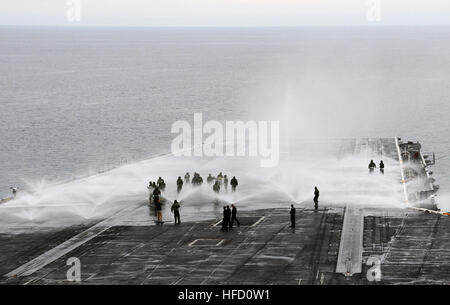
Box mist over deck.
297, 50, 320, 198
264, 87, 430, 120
0, 138, 448, 285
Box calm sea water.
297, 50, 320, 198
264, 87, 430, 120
1, 26, 449, 199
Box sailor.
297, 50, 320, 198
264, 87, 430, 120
368, 160, 376, 173
230, 204, 240, 228
147, 182, 154, 201
171, 200, 181, 224
159, 180, 166, 192
176, 176, 183, 194
225, 206, 232, 229
290, 204, 296, 228
207, 174, 215, 185
221, 207, 228, 231
152, 187, 161, 204
10, 187, 17, 198
223, 175, 229, 191
154, 197, 163, 224
314, 186, 320, 210
230, 176, 238, 192
217, 172, 224, 186
213, 181, 220, 194
184, 172, 190, 184
379, 160, 385, 174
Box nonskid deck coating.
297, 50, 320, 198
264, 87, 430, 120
1, 207, 448, 285
1, 138, 448, 284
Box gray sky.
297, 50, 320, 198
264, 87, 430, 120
1, 0, 450, 26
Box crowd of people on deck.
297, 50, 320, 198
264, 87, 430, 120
146, 172, 239, 225
147, 159, 388, 229
146, 173, 321, 231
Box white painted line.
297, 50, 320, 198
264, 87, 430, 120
4, 205, 140, 278
212, 219, 222, 227
188, 239, 225, 247
336, 206, 364, 276
251, 216, 265, 227
395, 137, 409, 204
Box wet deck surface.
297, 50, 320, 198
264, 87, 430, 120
1, 207, 449, 285
1, 138, 448, 285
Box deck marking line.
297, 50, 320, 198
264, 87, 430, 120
336, 205, 364, 276
4, 205, 140, 278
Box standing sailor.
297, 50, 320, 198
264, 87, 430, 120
155, 197, 163, 224
368, 160, 376, 173
313, 186, 320, 210
223, 175, 229, 192
217, 172, 224, 186
213, 181, 220, 194
221, 207, 228, 231
379, 160, 385, 174
230, 176, 238, 192
171, 200, 181, 224
290, 204, 296, 228
10, 187, 17, 198
152, 187, 161, 204
176, 176, 184, 194
230, 204, 240, 228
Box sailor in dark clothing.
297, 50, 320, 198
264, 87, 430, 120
368, 160, 376, 173
154, 197, 163, 224
184, 172, 190, 184
159, 180, 166, 192
379, 160, 385, 174
213, 181, 220, 194
176, 176, 183, 194
171, 200, 181, 224
152, 187, 161, 204
290, 204, 296, 228
221, 207, 228, 231
230, 176, 238, 192
225, 206, 232, 229
223, 175, 229, 191
207, 174, 215, 185
192, 173, 203, 187
314, 186, 319, 210
155, 176, 165, 191
147, 182, 154, 202
10, 187, 17, 198
230, 204, 240, 228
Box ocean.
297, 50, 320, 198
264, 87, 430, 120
1, 25, 449, 205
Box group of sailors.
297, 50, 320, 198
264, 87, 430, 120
147, 172, 239, 225
176, 172, 238, 194
368, 160, 385, 174
220, 204, 240, 231
148, 177, 166, 192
